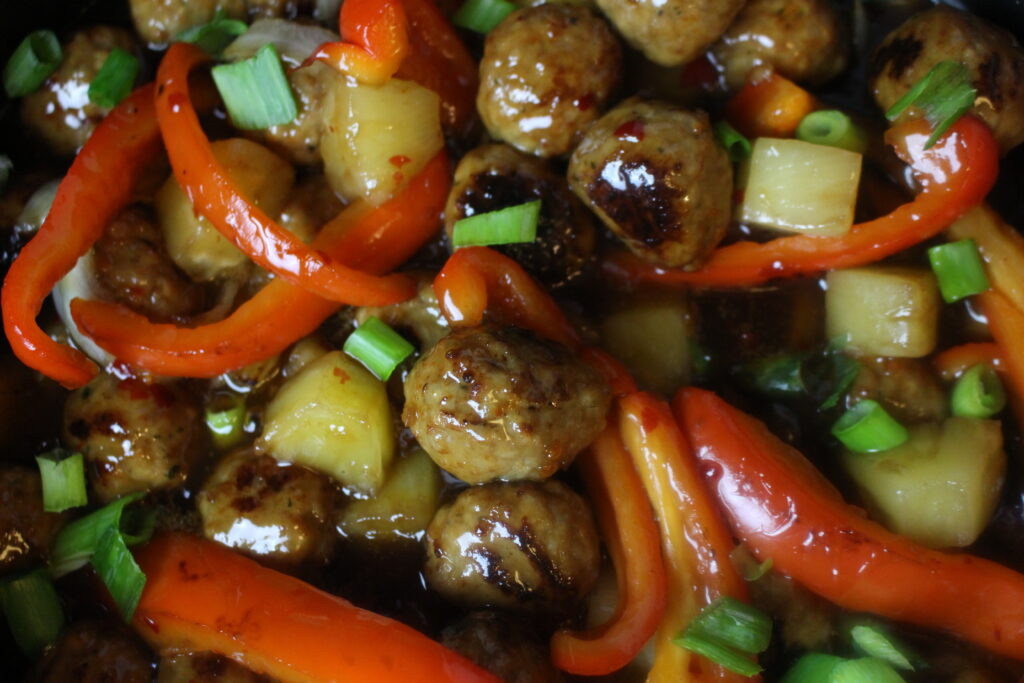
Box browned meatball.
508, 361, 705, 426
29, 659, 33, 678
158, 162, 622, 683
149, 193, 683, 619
129, 0, 245, 45
403, 325, 611, 484
441, 611, 565, 683
711, 0, 849, 90
20, 27, 138, 157
424, 480, 600, 611
445, 145, 597, 289
596, 0, 744, 67
846, 357, 948, 425
871, 6, 1024, 153
0, 467, 66, 575
198, 449, 337, 569
477, 6, 622, 158
36, 619, 153, 683
63, 372, 202, 502
158, 652, 272, 682
568, 99, 732, 269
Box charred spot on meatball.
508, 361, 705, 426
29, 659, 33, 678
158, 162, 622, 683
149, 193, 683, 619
0, 467, 67, 575
36, 618, 154, 683
441, 611, 565, 683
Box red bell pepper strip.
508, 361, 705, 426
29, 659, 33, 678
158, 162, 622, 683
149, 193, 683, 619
606, 116, 999, 288
551, 423, 668, 675
134, 533, 498, 683
619, 393, 755, 683
1, 84, 162, 389
71, 151, 450, 378
158, 43, 414, 306
306, 0, 409, 85
933, 342, 1004, 381
676, 386, 1024, 661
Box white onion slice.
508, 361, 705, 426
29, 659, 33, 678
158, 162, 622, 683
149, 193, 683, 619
51, 251, 115, 367
223, 19, 339, 67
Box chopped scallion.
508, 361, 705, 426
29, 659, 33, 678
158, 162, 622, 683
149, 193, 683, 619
830, 657, 906, 683
927, 239, 989, 303
796, 110, 867, 154
0, 155, 12, 194
675, 632, 763, 677
686, 596, 773, 655
951, 363, 1006, 419
741, 557, 773, 582
88, 48, 139, 108
885, 60, 977, 149
451, 200, 541, 249
206, 394, 247, 450
175, 9, 248, 56
850, 625, 916, 672
211, 44, 297, 131
832, 399, 909, 453
0, 569, 64, 656
35, 449, 87, 513
93, 526, 146, 621
49, 492, 145, 578
3, 30, 62, 98
746, 354, 806, 397
453, 0, 518, 34
715, 120, 752, 162
779, 653, 844, 683
344, 317, 415, 381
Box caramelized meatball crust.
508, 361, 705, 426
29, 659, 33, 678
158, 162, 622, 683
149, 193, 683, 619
0, 467, 66, 575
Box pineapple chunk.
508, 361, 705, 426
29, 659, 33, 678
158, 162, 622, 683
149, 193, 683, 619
600, 298, 694, 394
740, 137, 862, 237
321, 77, 442, 206
258, 351, 394, 493
156, 138, 295, 281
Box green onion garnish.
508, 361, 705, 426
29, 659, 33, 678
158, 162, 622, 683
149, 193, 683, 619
175, 9, 248, 57
675, 632, 763, 677
850, 625, 916, 671
35, 449, 87, 513
741, 557, 773, 582
206, 394, 247, 450
830, 657, 907, 682
453, 0, 518, 34
951, 364, 1006, 419
746, 354, 806, 396
87, 48, 139, 108
0, 569, 64, 656
796, 110, 867, 154
715, 120, 752, 162
779, 653, 844, 683
92, 526, 145, 621
3, 30, 62, 98
832, 399, 909, 453
674, 597, 771, 677
344, 317, 415, 381
0, 155, 11, 194
49, 492, 145, 578
927, 239, 990, 303
451, 200, 542, 249
885, 60, 977, 149
211, 44, 297, 131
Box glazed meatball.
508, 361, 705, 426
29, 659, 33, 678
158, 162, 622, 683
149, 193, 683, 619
441, 611, 565, 683
445, 145, 597, 289
711, 0, 849, 90
198, 449, 337, 569
36, 619, 153, 683
0, 467, 66, 575
871, 6, 1024, 153
597, 0, 744, 67
403, 325, 611, 484
20, 27, 138, 157
424, 480, 600, 610
129, 0, 245, 45
355, 273, 449, 351
158, 652, 271, 682
63, 372, 202, 502
477, 6, 622, 158
568, 99, 732, 269
846, 357, 948, 425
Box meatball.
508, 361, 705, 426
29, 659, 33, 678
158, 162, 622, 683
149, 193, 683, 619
355, 272, 449, 351
129, 0, 245, 45
36, 619, 153, 683
198, 449, 337, 569
403, 325, 611, 484
158, 652, 271, 682
568, 99, 732, 269
477, 6, 622, 158
63, 372, 202, 502
445, 145, 597, 289
0, 467, 66, 575
846, 357, 948, 425
20, 27, 138, 157
870, 6, 1024, 153
424, 480, 600, 610
596, 0, 744, 67
711, 0, 849, 91
441, 611, 565, 683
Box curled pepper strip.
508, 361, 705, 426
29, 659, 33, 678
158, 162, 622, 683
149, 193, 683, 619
676, 387, 1024, 661
159, 43, 414, 306
71, 152, 450, 378
305, 0, 409, 85
607, 116, 999, 288
1, 84, 162, 389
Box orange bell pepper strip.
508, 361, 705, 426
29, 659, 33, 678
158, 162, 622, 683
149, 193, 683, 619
981, 290, 1024, 413
133, 533, 498, 683
71, 151, 450, 378
676, 386, 1024, 662
606, 115, 999, 288
305, 0, 409, 85
619, 393, 755, 683
1, 84, 162, 389
551, 422, 668, 675
158, 43, 414, 306
933, 342, 1004, 381
725, 69, 817, 139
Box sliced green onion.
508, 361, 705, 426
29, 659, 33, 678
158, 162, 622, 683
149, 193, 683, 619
3, 30, 62, 98
206, 394, 247, 450
832, 399, 909, 453
120, 505, 156, 547
796, 110, 867, 154
175, 9, 248, 56
92, 526, 145, 621
742, 557, 773, 582
0, 569, 64, 656
87, 48, 139, 109
49, 492, 145, 578
746, 354, 806, 397
211, 44, 297, 131
452, 0, 518, 34
451, 200, 541, 249
830, 657, 906, 683
685, 596, 773, 655
779, 653, 844, 683
850, 625, 916, 671
715, 120, 752, 162
35, 450, 87, 513
951, 363, 1006, 419
344, 317, 415, 381
0, 155, 12, 194
885, 60, 977, 149
927, 239, 990, 303
674, 632, 763, 677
